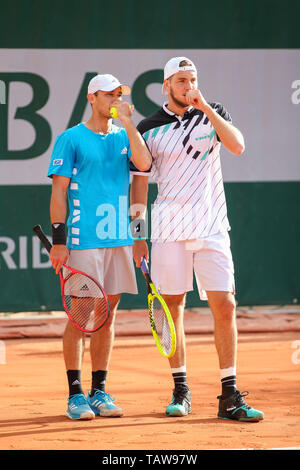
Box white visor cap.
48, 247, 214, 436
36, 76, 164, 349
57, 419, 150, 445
162, 57, 197, 94
88, 74, 131, 95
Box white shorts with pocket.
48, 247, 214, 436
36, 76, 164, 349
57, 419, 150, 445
67, 245, 138, 296
151, 232, 235, 301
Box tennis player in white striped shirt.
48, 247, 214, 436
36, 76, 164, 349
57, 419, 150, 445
130, 57, 264, 422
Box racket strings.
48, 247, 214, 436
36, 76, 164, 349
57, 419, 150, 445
152, 296, 173, 355
63, 272, 109, 332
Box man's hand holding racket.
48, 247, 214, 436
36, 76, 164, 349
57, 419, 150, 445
133, 240, 148, 268
50, 244, 69, 274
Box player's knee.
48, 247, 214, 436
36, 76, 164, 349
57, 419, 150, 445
163, 293, 185, 307
217, 297, 236, 323
162, 294, 186, 320
104, 309, 117, 329
64, 320, 85, 338
209, 292, 236, 322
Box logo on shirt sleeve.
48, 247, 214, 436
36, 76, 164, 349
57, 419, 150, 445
121, 147, 128, 155
53, 158, 63, 166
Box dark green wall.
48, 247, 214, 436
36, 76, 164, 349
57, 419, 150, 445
0, 0, 299, 49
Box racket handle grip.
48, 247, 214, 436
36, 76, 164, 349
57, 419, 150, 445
140, 256, 149, 274
33, 224, 53, 254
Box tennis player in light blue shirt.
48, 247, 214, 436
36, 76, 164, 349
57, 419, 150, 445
48, 122, 134, 249
47, 73, 152, 421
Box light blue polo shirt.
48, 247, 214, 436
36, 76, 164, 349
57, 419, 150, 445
48, 123, 133, 249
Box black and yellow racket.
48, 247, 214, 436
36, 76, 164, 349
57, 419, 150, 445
140, 256, 176, 358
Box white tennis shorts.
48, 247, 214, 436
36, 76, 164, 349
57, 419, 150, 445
67, 245, 138, 296
151, 232, 235, 300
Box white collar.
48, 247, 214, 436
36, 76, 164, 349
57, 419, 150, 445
163, 102, 194, 118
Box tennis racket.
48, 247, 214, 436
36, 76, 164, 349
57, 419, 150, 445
140, 256, 176, 358
33, 224, 110, 333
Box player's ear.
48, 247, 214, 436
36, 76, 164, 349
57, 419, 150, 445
87, 93, 95, 107
164, 79, 170, 93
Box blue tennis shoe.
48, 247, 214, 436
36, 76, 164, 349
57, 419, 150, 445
66, 393, 95, 420
87, 389, 123, 417
166, 385, 192, 416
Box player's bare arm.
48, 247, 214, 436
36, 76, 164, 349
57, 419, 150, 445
112, 100, 152, 172
50, 174, 70, 273
130, 174, 149, 267
186, 89, 245, 155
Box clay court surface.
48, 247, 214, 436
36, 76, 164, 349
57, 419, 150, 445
0, 307, 299, 452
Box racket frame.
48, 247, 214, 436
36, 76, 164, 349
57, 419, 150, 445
32, 224, 110, 333
140, 257, 176, 358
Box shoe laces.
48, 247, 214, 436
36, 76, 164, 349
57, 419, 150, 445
93, 390, 115, 403
217, 390, 251, 409
234, 390, 251, 409
172, 385, 190, 405
70, 393, 86, 405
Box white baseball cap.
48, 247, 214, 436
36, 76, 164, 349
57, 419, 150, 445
162, 57, 197, 93
88, 74, 131, 95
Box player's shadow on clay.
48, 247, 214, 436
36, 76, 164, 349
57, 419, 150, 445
0, 414, 225, 440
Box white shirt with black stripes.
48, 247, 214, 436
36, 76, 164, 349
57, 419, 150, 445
131, 102, 233, 243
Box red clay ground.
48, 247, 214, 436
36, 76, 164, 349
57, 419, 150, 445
0, 308, 299, 451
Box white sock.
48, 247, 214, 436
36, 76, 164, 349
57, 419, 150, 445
220, 366, 236, 380
171, 366, 186, 374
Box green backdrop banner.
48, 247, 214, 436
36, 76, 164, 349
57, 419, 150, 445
0, 0, 299, 49
0, 182, 299, 312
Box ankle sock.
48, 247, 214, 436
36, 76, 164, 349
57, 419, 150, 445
91, 370, 107, 395
67, 369, 84, 397
171, 366, 188, 389
221, 366, 237, 398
